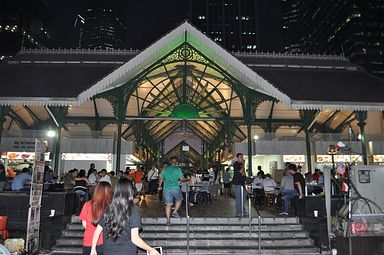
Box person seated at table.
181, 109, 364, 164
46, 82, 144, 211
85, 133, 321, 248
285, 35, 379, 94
74, 169, 91, 201
99, 169, 111, 185
88, 169, 98, 186
263, 174, 277, 194
11, 167, 32, 191
201, 169, 211, 193
44, 165, 54, 183
318, 171, 324, 185
252, 172, 264, 208
64, 169, 78, 190
312, 169, 320, 182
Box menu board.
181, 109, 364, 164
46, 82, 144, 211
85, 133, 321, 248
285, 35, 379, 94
25, 139, 46, 254
316, 155, 362, 163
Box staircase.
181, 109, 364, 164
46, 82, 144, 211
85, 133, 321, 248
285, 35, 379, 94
50, 216, 320, 255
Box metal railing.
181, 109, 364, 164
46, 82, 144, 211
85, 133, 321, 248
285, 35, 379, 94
242, 185, 262, 255
185, 183, 190, 255
184, 182, 265, 255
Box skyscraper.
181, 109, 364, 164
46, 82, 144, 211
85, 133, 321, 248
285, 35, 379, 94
78, 0, 127, 50
189, 0, 282, 52
0, 0, 54, 59
78, 8, 127, 50
282, 0, 384, 77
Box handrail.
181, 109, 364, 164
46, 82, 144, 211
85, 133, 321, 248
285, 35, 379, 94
243, 185, 262, 255
185, 182, 190, 255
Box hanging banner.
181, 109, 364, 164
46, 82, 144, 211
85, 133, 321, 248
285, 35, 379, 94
26, 139, 46, 255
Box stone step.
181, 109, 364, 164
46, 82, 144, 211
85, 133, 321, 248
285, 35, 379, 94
62, 229, 308, 239
56, 237, 314, 247
67, 223, 304, 232
51, 245, 320, 255
71, 216, 300, 225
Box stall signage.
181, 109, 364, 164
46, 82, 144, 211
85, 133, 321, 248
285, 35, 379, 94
26, 139, 46, 254
373, 155, 384, 163
61, 153, 112, 161
283, 155, 305, 163
316, 155, 362, 163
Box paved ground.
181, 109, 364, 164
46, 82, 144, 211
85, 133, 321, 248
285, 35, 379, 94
137, 193, 278, 218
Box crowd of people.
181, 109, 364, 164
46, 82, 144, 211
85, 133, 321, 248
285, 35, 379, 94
2, 153, 332, 254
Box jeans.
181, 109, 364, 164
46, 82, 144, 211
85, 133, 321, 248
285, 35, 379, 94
163, 189, 183, 205
281, 189, 298, 213
149, 179, 158, 194
233, 184, 246, 215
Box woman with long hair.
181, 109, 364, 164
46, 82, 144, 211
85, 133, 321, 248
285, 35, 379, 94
91, 178, 159, 255
79, 181, 112, 255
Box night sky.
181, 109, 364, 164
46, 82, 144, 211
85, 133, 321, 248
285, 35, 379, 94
38, 0, 281, 51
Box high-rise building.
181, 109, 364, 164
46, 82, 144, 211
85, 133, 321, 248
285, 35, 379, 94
78, 0, 127, 50
78, 8, 127, 50
189, 0, 282, 52
282, 0, 384, 77
0, 0, 54, 59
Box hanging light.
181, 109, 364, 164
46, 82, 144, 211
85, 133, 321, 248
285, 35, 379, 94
47, 130, 56, 138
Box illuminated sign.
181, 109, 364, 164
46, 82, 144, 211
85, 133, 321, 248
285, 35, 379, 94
283, 155, 305, 163
61, 153, 112, 162
316, 155, 362, 163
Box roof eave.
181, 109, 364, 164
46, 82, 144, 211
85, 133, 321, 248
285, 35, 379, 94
0, 97, 78, 107
292, 100, 384, 111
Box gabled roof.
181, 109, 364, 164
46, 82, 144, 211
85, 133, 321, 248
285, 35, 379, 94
77, 21, 291, 105
235, 52, 384, 111
0, 21, 383, 111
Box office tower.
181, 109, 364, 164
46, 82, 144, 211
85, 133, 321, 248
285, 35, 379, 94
78, 0, 127, 49
282, 0, 384, 77
0, 0, 53, 59
189, 0, 282, 52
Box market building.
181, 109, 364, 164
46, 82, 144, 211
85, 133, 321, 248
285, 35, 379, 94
1, 21, 384, 254
0, 21, 383, 175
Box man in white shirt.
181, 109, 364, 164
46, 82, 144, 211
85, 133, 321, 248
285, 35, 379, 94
99, 169, 111, 185
88, 169, 98, 185
147, 166, 159, 194
263, 174, 277, 194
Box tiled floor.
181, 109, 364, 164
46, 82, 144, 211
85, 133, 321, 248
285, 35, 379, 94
137, 194, 278, 218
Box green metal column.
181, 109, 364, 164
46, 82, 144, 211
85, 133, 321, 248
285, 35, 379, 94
300, 110, 318, 173
53, 127, 62, 173
304, 129, 313, 173
116, 122, 122, 172
247, 122, 253, 176
201, 140, 205, 169
0, 106, 10, 143
356, 111, 368, 165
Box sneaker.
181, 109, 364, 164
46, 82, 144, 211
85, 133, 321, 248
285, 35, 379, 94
166, 220, 171, 226
279, 212, 289, 216
189, 203, 194, 207
171, 212, 180, 218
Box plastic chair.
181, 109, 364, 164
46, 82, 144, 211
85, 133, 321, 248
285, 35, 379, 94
197, 181, 212, 205
0, 216, 9, 239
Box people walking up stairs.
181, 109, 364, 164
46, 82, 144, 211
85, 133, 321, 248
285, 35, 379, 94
50, 216, 319, 255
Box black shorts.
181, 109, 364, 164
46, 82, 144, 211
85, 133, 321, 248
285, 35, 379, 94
224, 183, 231, 188
83, 245, 103, 255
